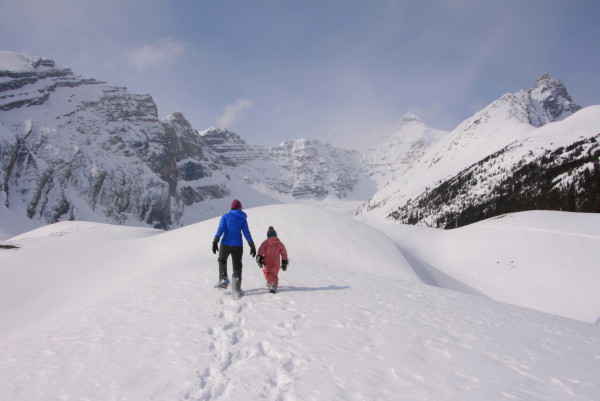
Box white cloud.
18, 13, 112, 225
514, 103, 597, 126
216, 98, 255, 128
129, 37, 186, 72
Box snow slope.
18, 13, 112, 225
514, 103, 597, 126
1, 205, 599, 400
364, 210, 600, 324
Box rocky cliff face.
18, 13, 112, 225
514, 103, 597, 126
2, 56, 150, 226
263, 138, 364, 199
194, 130, 368, 200
0, 52, 372, 229
0, 53, 229, 228
526, 73, 581, 127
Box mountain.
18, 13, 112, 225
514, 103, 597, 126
357, 74, 599, 227
362, 113, 447, 189
2, 50, 598, 235
197, 131, 370, 200
0, 51, 202, 229
0, 52, 371, 232
1, 205, 599, 400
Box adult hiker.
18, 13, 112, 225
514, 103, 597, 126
212, 199, 256, 299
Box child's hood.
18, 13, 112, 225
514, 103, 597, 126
263, 236, 281, 245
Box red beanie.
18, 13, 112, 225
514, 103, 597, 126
231, 199, 242, 210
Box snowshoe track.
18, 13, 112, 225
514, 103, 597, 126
181, 297, 307, 401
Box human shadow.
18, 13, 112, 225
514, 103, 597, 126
244, 285, 350, 296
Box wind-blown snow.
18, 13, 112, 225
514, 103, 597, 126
1, 205, 599, 400
0, 52, 40, 72
362, 113, 448, 190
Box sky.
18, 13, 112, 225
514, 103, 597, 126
1, 0, 600, 151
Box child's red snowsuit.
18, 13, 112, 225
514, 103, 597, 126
258, 236, 288, 288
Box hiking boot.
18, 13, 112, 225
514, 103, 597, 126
214, 278, 230, 289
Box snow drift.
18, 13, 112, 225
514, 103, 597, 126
364, 210, 600, 324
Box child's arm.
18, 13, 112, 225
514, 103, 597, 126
258, 240, 267, 256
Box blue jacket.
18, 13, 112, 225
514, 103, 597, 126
214, 209, 254, 247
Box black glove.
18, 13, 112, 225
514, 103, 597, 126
249, 242, 256, 257
281, 259, 288, 271
256, 255, 264, 268
212, 238, 219, 254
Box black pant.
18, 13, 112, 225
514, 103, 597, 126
218, 245, 243, 290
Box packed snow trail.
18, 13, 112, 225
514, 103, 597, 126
1, 205, 599, 400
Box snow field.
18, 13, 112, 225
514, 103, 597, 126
367, 210, 600, 324
1, 205, 599, 400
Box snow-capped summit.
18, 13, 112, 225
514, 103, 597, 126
357, 74, 599, 227
0, 51, 56, 72
362, 113, 447, 189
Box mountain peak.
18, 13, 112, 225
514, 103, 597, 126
532, 73, 569, 96
0, 51, 56, 72
534, 72, 554, 86
527, 73, 581, 127
399, 113, 422, 125
163, 111, 192, 129
199, 126, 236, 137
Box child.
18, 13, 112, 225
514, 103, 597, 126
256, 226, 289, 294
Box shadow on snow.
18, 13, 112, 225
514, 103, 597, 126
244, 285, 351, 296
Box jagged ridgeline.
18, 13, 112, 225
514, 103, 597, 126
0, 52, 370, 229
0, 52, 213, 229
2, 51, 599, 231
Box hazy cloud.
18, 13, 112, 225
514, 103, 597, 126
129, 38, 187, 72
216, 98, 255, 128
1, 1, 598, 150
408, 102, 457, 131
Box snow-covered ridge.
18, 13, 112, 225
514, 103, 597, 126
0, 51, 55, 73
357, 74, 598, 226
